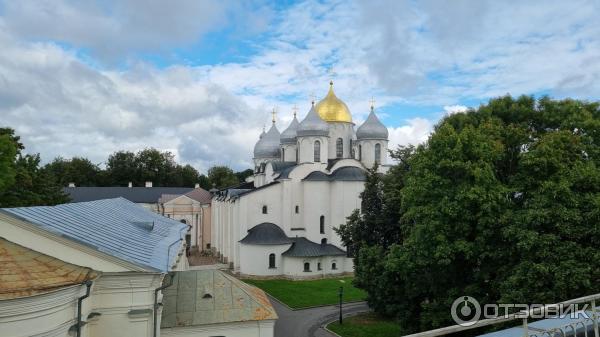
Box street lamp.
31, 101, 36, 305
339, 286, 344, 324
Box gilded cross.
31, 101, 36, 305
271, 107, 277, 124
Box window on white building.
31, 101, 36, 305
320, 215, 325, 234
269, 253, 276, 268
358, 145, 362, 161
303, 262, 311, 272
314, 140, 321, 162
336, 138, 343, 158
295, 205, 299, 213
321, 238, 327, 244
318, 262, 322, 270
375, 143, 381, 164
262, 205, 268, 214
332, 262, 337, 270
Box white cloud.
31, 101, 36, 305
388, 118, 433, 149
443, 105, 468, 115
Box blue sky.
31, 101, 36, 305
0, 0, 598, 171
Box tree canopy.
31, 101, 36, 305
338, 95, 600, 333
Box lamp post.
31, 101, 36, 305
339, 286, 344, 324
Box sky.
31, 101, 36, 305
0, 0, 598, 172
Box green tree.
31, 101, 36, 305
207, 166, 239, 189
43, 157, 101, 187
106, 150, 137, 186
235, 168, 254, 183
344, 96, 600, 333
0, 134, 17, 192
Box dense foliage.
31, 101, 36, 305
337, 96, 600, 333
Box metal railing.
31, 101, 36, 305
402, 293, 600, 337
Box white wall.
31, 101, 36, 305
327, 122, 354, 160
239, 244, 292, 276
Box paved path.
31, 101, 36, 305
269, 295, 370, 337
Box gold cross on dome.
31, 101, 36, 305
271, 107, 277, 124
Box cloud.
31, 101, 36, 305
443, 105, 468, 115
388, 118, 433, 149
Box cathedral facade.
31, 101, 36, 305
211, 81, 390, 278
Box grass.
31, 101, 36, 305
327, 312, 402, 337
242, 277, 367, 309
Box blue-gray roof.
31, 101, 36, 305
282, 237, 346, 257
64, 187, 194, 203
303, 166, 366, 182
0, 198, 187, 272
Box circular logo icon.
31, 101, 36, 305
451, 296, 481, 326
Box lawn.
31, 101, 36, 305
327, 313, 401, 337
242, 277, 366, 309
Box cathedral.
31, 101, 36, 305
211, 81, 390, 278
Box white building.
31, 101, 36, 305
212, 81, 390, 278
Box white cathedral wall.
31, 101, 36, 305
281, 143, 297, 162
357, 139, 389, 168
302, 181, 331, 242
327, 122, 354, 159
239, 244, 292, 276
330, 180, 363, 248
297, 136, 329, 163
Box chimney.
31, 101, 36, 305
145, 181, 152, 188
194, 183, 200, 188
128, 182, 133, 188
68, 182, 76, 188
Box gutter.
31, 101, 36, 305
153, 273, 174, 337
76, 281, 93, 337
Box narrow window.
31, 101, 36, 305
375, 143, 381, 164
318, 263, 322, 270
269, 253, 276, 268
320, 215, 325, 234
332, 262, 337, 270
262, 205, 268, 214
314, 140, 321, 162
295, 205, 299, 214
282, 148, 285, 161
336, 138, 343, 158
321, 238, 327, 244
358, 145, 362, 161
303, 262, 311, 272
295, 149, 298, 163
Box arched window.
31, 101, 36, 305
317, 262, 322, 270
314, 140, 321, 162
262, 205, 268, 214
332, 262, 337, 270
358, 145, 362, 161
295, 205, 299, 214
320, 216, 325, 234
282, 148, 285, 161
336, 138, 343, 158
375, 143, 381, 164
303, 262, 311, 272
295, 149, 298, 163
321, 238, 327, 244
269, 253, 276, 268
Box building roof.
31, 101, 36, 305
0, 198, 187, 272
0, 237, 97, 300
315, 81, 352, 123
282, 237, 346, 257
160, 269, 277, 328
254, 123, 281, 159
297, 104, 329, 137
184, 188, 212, 204
64, 186, 194, 203
356, 108, 388, 140
280, 115, 300, 144
239, 223, 293, 245
303, 166, 366, 182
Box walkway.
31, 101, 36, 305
269, 295, 370, 337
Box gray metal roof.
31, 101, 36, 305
0, 198, 187, 272
239, 223, 293, 245
303, 166, 366, 182
160, 269, 277, 328
356, 109, 388, 140
254, 124, 281, 158
64, 186, 194, 203
280, 116, 300, 144
282, 237, 346, 257
297, 105, 329, 137
272, 162, 298, 179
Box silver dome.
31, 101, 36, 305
357, 109, 388, 140
297, 105, 329, 137
254, 124, 281, 158
280, 116, 299, 144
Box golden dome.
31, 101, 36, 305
315, 81, 352, 123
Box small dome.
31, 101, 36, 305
357, 108, 388, 140
315, 81, 352, 123
239, 223, 292, 245
280, 116, 300, 144
254, 124, 281, 158
297, 104, 329, 137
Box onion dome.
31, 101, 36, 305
315, 81, 352, 123
280, 115, 299, 144
297, 104, 329, 137
253, 124, 281, 158
357, 106, 388, 140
